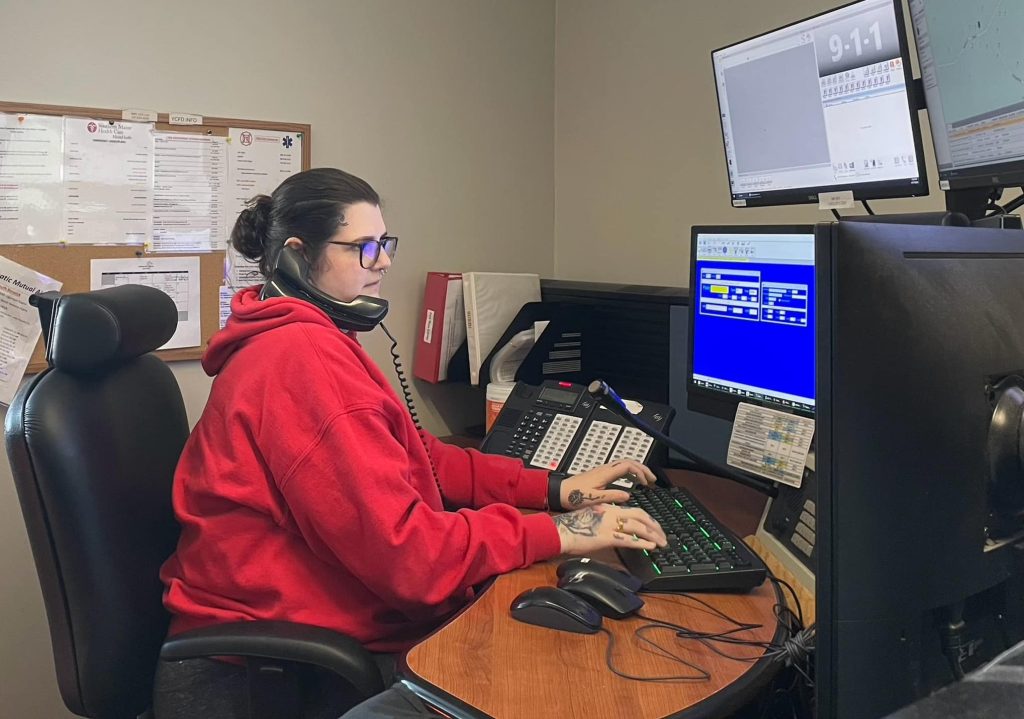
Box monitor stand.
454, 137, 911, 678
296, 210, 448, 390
945, 187, 1024, 227
946, 187, 998, 222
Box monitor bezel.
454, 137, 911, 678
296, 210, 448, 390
710, 0, 930, 208
687, 224, 816, 422
940, 159, 1024, 193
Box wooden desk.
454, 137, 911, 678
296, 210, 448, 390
401, 471, 783, 719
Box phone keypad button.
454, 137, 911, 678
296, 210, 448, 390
567, 420, 623, 475
504, 411, 559, 464
608, 427, 654, 463
529, 414, 583, 470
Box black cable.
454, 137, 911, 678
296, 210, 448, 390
644, 591, 763, 631
599, 625, 710, 682
637, 588, 816, 717
1001, 189, 1024, 215
637, 601, 775, 663
831, 209, 842, 220
762, 569, 815, 692
642, 617, 769, 647
862, 199, 875, 215
984, 187, 1006, 216
588, 380, 778, 498
642, 584, 815, 670
767, 574, 805, 631
753, 576, 815, 719
772, 603, 804, 637
379, 322, 448, 506
638, 595, 764, 642
769, 628, 815, 664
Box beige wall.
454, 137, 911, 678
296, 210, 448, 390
0, 1, 554, 716
554, 0, 945, 286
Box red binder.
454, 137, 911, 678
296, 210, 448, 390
413, 272, 465, 383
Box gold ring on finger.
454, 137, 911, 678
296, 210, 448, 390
615, 517, 626, 533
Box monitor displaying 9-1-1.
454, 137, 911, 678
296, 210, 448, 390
711, 0, 928, 207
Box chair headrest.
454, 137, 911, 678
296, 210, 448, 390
48, 285, 178, 374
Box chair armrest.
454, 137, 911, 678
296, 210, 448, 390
159, 620, 386, 699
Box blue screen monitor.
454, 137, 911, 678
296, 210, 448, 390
687, 225, 816, 419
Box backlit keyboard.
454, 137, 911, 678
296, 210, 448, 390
616, 485, 767, 592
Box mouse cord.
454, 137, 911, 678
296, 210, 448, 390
646, 577, 802, 642
637, 594, 775, 662
599, 625, 710, 683
639, 591, 764, 634
379, 323, 447, 507
641, 579, 815, 677
766, 571, 805, 634
638, 617, 773, 663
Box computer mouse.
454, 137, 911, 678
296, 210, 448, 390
555, 557, 643, 592
509, 586, 603, 634
608, 473, 640, 491
558, 572, 645, 619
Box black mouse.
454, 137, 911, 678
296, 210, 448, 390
509, 586, 603, 634
555, 557, 643, 592
558, 572, 645, 619
608, 473, 640, 491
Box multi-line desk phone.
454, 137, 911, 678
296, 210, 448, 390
481, 380, 768, 592
479, 380, 674, 474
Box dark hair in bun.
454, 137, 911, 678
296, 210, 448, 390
229, 168, 381, 278
231, 194, 273, 264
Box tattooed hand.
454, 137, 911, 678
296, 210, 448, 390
557, 460, 657, 510
553, 503, 667, 555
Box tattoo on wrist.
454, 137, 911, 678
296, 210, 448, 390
553, 507, 605, 537
567, 490, 604, 508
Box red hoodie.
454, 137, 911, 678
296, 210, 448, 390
160, 287, 561, 652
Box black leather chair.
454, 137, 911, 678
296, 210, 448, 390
5, 285, 385, 719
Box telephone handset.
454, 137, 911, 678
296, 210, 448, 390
260, 244, 389, 332
480, 380, 675, 476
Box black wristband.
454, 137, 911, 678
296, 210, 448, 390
547, 471, 568, 512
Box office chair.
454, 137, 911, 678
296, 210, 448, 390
5, 285, 385, 719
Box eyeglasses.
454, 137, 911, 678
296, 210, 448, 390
326, 235, 399, 269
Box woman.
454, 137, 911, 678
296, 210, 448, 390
154, 168, 665, 718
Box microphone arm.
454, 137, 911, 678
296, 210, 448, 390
587, 379, 779, 498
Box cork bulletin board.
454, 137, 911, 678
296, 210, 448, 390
0, 100, 312, 373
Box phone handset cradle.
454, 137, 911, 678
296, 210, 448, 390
260, 244, 388, 332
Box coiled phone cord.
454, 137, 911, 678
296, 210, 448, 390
379, 323, 448, 506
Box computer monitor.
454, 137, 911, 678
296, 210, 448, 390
687, 226, 816, 420
816, 220, 1024, 718
908, 1, 1024, 200
711, 0, 929, 208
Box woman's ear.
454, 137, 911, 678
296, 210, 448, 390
282, 237, 321, 281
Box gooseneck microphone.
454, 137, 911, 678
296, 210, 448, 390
587, 379, 778, 498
